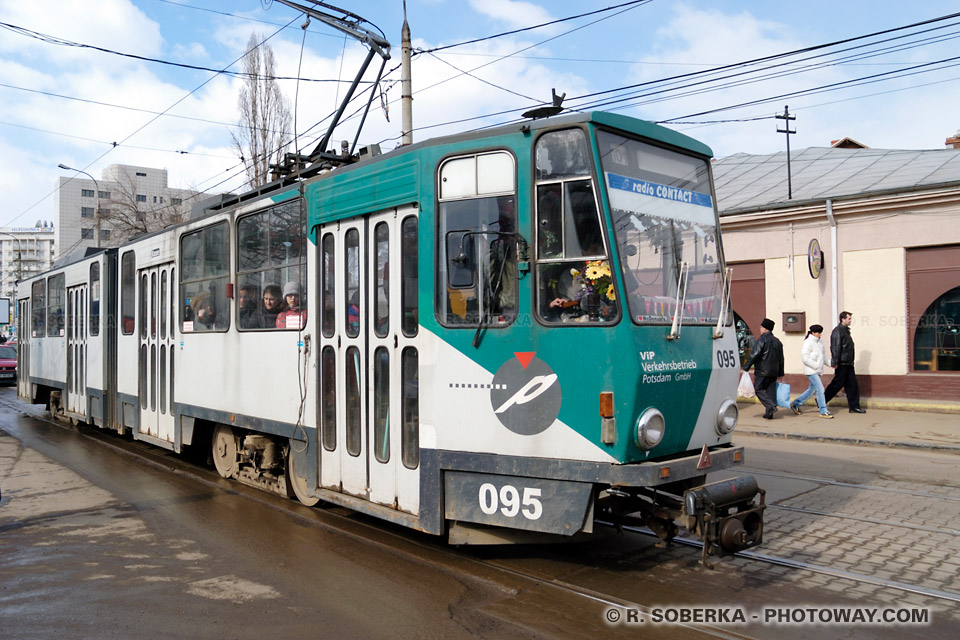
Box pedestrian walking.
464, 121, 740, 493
824, 311, 866, 413
790, 324, 833, 418
743, 317, 785, 419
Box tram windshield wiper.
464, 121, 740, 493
667, 261, 689, 341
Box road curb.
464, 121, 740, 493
737, 429, 960, 453
737, 398, 960, 414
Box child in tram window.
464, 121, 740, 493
276, 281, 307, 330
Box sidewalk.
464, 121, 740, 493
735, 399, 960, 454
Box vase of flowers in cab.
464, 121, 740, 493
573, 260, 615, 321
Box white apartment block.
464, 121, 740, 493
55, 164, 201, 260
1, 224, 56, 310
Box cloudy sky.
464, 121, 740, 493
2, 0, 959, 229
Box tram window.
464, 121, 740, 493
151, 272, 157, 339
373, 347, 389, 463
345, 228, 360, 338
31, 280, 45, 337
180, 222, 230, 332
121, 251, 135, 335
534, 179, 618, 324
47, 274, 65, 337
401, 347, 419, 470
89, 262, 100, 336
374, 222, 389, 338
536, 128, 591, 181
150, 344, 156, 411
160, 270, 167, 340
160, 344, 166, 414
401, 216, 418, 337
436, 151, 517, 328
139, 345, 147, 410
321, 233, 335, 338
345, 346, 361, 456
597, 130, 722, 327
236, 199, 306, 331
321, 346, 336, 451
140, 274, 148, 339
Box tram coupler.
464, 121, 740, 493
683, 476, 765, 569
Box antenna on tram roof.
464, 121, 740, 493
522, 88, 566, 119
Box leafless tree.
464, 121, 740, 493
232, 33, 293, 189
97, 174, 194, 245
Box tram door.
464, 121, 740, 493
367, 210, 420, 510
65, 284, 88, 417
137, 264, 176, 443
318, 210, 420, 511
17, 300, 30, 399
319, 220, 367, 497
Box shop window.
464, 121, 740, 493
913, 286, 960, 372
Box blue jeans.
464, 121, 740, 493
793, 374, 828, 414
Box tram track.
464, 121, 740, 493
2, 396, 759, 639
604, 523, 960, 606
740, 467, 960, 501
6, 393, 958, 635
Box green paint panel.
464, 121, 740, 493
308, 159, 420, 225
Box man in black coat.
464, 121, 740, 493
824, 311, 866, 413
743, 318, 785, 419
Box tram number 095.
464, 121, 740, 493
716, 349, 738, 368
478, 483, 543, 520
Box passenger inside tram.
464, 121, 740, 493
238, 284, 259, 329
258, 285, 283, 328
276, 281, 307, 329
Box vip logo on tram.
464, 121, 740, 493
490, 352, 562, 435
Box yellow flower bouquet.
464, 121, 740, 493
572, 260, 616, 302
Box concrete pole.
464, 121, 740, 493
401, 2, 413, 146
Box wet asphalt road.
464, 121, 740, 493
2, 385, 958, 639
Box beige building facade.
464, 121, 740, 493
715, 144, 960, 404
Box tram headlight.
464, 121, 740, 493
716, 398, 739, 435
635, 408, 665, 450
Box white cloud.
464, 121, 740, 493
466, 0, 555, 31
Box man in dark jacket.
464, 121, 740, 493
743, 318, 785, 419
824, 311, 865, 413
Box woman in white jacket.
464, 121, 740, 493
790, 324, 833, 418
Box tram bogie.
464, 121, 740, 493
18, 111, 764, 564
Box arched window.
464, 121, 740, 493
913, 285, 960, 372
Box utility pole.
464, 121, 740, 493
776, 105, 796, 199
401, 0, 413, 146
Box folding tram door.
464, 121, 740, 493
65, 284, 87, 419
17, 299, 29, 399
137, 264, 176, 445
318, 209, 420, 513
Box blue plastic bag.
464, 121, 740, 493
776, 382, 791, 408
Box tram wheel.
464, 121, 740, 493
286, 445, 319, 507
212, 424, 239, 479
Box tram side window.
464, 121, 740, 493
401, 216, 418, 337
31, 280, 45, 337
436, 151, 518, 327
47, 273, 65, 337
534, 129, 619, 325
181, 222, 230, 332
89, 262, 100, 336
236, 199, 306, 330
121, 251, 135, 334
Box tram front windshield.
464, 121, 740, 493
597, 130, 724, 325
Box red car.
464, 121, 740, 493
0, 343, 16, 386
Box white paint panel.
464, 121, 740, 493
419, 327, 617, 464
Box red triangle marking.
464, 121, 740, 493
696, 444, 713, 470
514, 352, 536, 369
